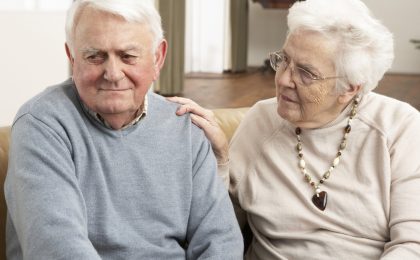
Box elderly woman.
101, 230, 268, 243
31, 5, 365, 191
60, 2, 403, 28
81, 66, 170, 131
169, 0, 420, 258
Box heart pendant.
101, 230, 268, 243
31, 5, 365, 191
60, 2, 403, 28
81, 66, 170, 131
312, 191, 328, 211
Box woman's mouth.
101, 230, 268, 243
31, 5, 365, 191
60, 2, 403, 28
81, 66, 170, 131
281, 95, 297, 103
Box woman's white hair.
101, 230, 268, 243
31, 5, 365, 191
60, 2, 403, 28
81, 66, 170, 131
287, 0, 394, 94
65, 0, 163, 55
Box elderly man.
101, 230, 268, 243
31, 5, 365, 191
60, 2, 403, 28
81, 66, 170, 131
4, 0, 243, 259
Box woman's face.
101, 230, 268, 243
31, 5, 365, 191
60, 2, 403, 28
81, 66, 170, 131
275, 30, 346, 128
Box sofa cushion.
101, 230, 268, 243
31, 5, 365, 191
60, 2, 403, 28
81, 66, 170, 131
213, 107, 249, 142
0, 126, 11, 260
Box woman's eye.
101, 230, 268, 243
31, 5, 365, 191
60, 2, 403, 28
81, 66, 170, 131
298, 68, 317, 85
276, 56, 283, 66
280, 55, 288, 63
277, 54, 289, 67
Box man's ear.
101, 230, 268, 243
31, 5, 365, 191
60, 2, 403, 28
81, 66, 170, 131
152, 39, 168, 81
338, 84, 362, 104
65, 43, 74, 65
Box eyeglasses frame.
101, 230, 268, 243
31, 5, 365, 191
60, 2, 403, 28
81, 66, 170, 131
268, 51, 343, 86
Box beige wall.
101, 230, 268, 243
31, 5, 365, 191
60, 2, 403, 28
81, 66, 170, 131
247, 0, 420, 74
1, 0, 419, 126
362, 0, 420, 74
0, 11, 68, 126
247, 3, 288, 69
0, 0, 158, 127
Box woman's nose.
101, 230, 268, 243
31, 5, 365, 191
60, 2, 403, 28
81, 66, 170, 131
275, 65, 295, 88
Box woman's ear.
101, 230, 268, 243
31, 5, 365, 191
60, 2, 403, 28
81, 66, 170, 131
338, 84, 361, 104
152, 39, 168, 81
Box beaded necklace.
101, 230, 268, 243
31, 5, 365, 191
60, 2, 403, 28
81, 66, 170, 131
295, 98, 359, 211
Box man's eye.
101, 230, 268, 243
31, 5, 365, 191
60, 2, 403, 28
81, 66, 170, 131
85, 54, 105, 64
121, 54, 138, 64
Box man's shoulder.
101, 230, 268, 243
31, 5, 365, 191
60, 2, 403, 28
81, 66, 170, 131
14, 79, 77, 124
146, 92, 192, 126
146, 92, 205, 136
147, 91, 181, 115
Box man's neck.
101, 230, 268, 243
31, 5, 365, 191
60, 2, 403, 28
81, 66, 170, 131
99, 111, 139, 130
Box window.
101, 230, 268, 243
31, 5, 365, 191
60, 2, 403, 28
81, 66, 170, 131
185, 0, 229, 73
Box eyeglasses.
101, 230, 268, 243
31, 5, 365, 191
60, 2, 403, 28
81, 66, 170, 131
269, 51, 342, 86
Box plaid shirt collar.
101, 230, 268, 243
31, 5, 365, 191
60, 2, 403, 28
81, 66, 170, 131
82, 95, 148, 130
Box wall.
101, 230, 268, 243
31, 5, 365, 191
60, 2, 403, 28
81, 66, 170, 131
248, 3, 288, 68
362, 0, 420, 74
247, 0, 420, 74
0, 11, 68, 126
1, 1, 419, 125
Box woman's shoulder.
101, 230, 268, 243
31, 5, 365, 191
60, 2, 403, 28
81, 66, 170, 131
357, 92, 420, 138
246, 97, 280, 126
230, 97, 281, 147
252, 97, 278, 112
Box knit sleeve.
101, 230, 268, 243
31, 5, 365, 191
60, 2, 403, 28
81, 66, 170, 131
4, 114, 101, 259
185, 127, 244, 259
217, 160, 248, 230
227, 100, 277, 230
381, 109, 420, 259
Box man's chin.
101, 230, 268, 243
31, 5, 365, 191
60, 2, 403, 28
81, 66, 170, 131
95, 104, 135, 115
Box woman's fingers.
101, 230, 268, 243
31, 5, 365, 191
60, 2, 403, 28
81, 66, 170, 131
167, 96, 213, 123
166, 96, 196, 106
167, 96, 205, 116
167, 96, 215, 122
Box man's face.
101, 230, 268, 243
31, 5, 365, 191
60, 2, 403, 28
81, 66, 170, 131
68, 7, 164, 120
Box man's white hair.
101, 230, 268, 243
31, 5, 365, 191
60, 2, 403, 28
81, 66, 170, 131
287, 0, 394, 94
65, 0, 163, 55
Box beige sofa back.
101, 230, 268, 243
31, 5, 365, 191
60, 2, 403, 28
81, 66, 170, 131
0, 126, 10, 260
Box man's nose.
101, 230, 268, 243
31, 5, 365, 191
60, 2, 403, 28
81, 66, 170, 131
103, 58, 125, 82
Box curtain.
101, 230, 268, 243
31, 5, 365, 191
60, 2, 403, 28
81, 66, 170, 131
158, 0, 186, 95
185, 0, 227, 73
230, 0, 249, 73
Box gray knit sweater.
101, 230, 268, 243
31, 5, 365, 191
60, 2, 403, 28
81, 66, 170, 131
5, 79, 243, 259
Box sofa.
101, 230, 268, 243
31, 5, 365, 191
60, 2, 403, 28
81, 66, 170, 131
0, 107, 249, 260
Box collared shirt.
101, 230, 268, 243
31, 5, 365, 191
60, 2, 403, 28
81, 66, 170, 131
83, 95, 148, 130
